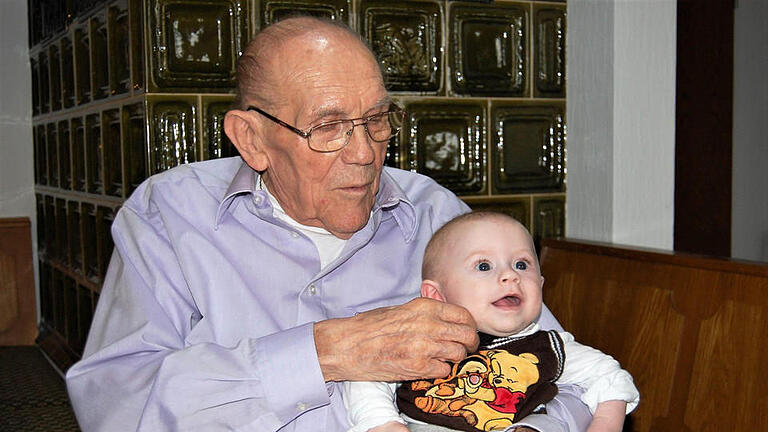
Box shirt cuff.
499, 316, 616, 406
251, 322, 330, 425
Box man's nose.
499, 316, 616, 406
340, 124, 375, 165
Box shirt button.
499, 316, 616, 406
296, 402, 307, 412
290, 231, 300, 239
253, 196, 262, 204
308, 284, 317, 296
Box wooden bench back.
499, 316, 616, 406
540, 239, 768, 431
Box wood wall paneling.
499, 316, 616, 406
541, 238, 768, 431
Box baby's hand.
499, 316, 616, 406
369, 421, 409, 432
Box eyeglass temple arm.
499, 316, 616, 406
247, 106, 310, 138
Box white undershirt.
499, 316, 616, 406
259, 179, 348, 269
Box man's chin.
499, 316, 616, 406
323, 211, 372, 239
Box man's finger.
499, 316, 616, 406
433, 321, 479, 352
434, 301, 476, 327
430, 340, 469, 364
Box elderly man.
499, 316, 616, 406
66, 17, 590, 431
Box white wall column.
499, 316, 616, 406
567, 0, 676, 250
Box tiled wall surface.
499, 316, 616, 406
29, 0, 566, 365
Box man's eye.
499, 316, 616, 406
515, 261, 528, 270
476, 261, 492, 271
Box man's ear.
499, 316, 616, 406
421, 279, 446, 302
224, 110, 269, 171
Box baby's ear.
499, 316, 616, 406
421, 280, 446, 302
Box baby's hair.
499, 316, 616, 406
422, 211, 535, 280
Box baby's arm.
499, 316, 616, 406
343, 380, 407, 432
557, 332, 640, 422
586, 400, 627, 432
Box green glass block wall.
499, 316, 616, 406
29, 0, 566, 369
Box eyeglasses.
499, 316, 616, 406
247, 103, 406, 153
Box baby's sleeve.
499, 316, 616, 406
557, 332, 640, 414
342, 380, 405, 432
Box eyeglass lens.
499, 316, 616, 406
309, 110, 404, 152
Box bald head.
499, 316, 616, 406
422, 212, 537, 281
235, 17, 380, 110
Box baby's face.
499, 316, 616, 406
435, 218, 543, 336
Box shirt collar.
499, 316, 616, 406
214, 162, 418, 241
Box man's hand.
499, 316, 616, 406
314, 298, 479, 382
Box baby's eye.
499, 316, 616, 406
514, 261, 528, 270
475, 261, 492, 272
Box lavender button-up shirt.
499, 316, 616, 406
66, 158, 590, 431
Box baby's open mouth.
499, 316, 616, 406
492, 295, 521, 308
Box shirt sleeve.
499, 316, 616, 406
557, 332, 640, 414
343, 381, 404, 432
65, 205, 330, 432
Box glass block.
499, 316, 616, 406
42, 0, 67, 37
491, 102, 565, 194
72, 117, 87, 192
85, 113, 104, 194
44, 196, 56, 260
98, 206, 116, 280
67, 201, 83, 273
260, 0, 350, 26
533, 196, 565, 250
123, 103, 148, 194
148, 97, 198, 174
61, 37, 75, 108
29, 0, 43, 46
36, 194, 46, 254
46, 123, 59, 188
403, 101, 486, 195
31, 58, 40, 116
74, 25, 92, 105
55, 198, 67, 263
77, 285, 93, 354
360, 0, 442, 93
150, 0, 246, 89
39, 51, 50, 114
103, 109, 123, 197
82, 203, 99, 281
449, 3, 527, 96
49, 45, 62, 111
129, 0, 145, 91
52, 268, 65, 334
58, 120, 71, 189
35, 125, 47, 185
534, 5, 566, 98
108, 0, 131, 95
202, 96, 237, 160
468, 198, 532, 232
39, 261, 53, 324
91, 12, 110, 100
64, 275, 78, 345
75, 0, 102, 18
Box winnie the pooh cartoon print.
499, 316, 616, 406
396, 330, 565, 432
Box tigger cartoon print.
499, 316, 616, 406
396, 330, 565, 432
407, 349, 542, 431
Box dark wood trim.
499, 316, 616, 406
674, 0, 735, 256
542, 237, 768, 278
36, 322, 80, 373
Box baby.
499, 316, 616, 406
344, 211, 639, 432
